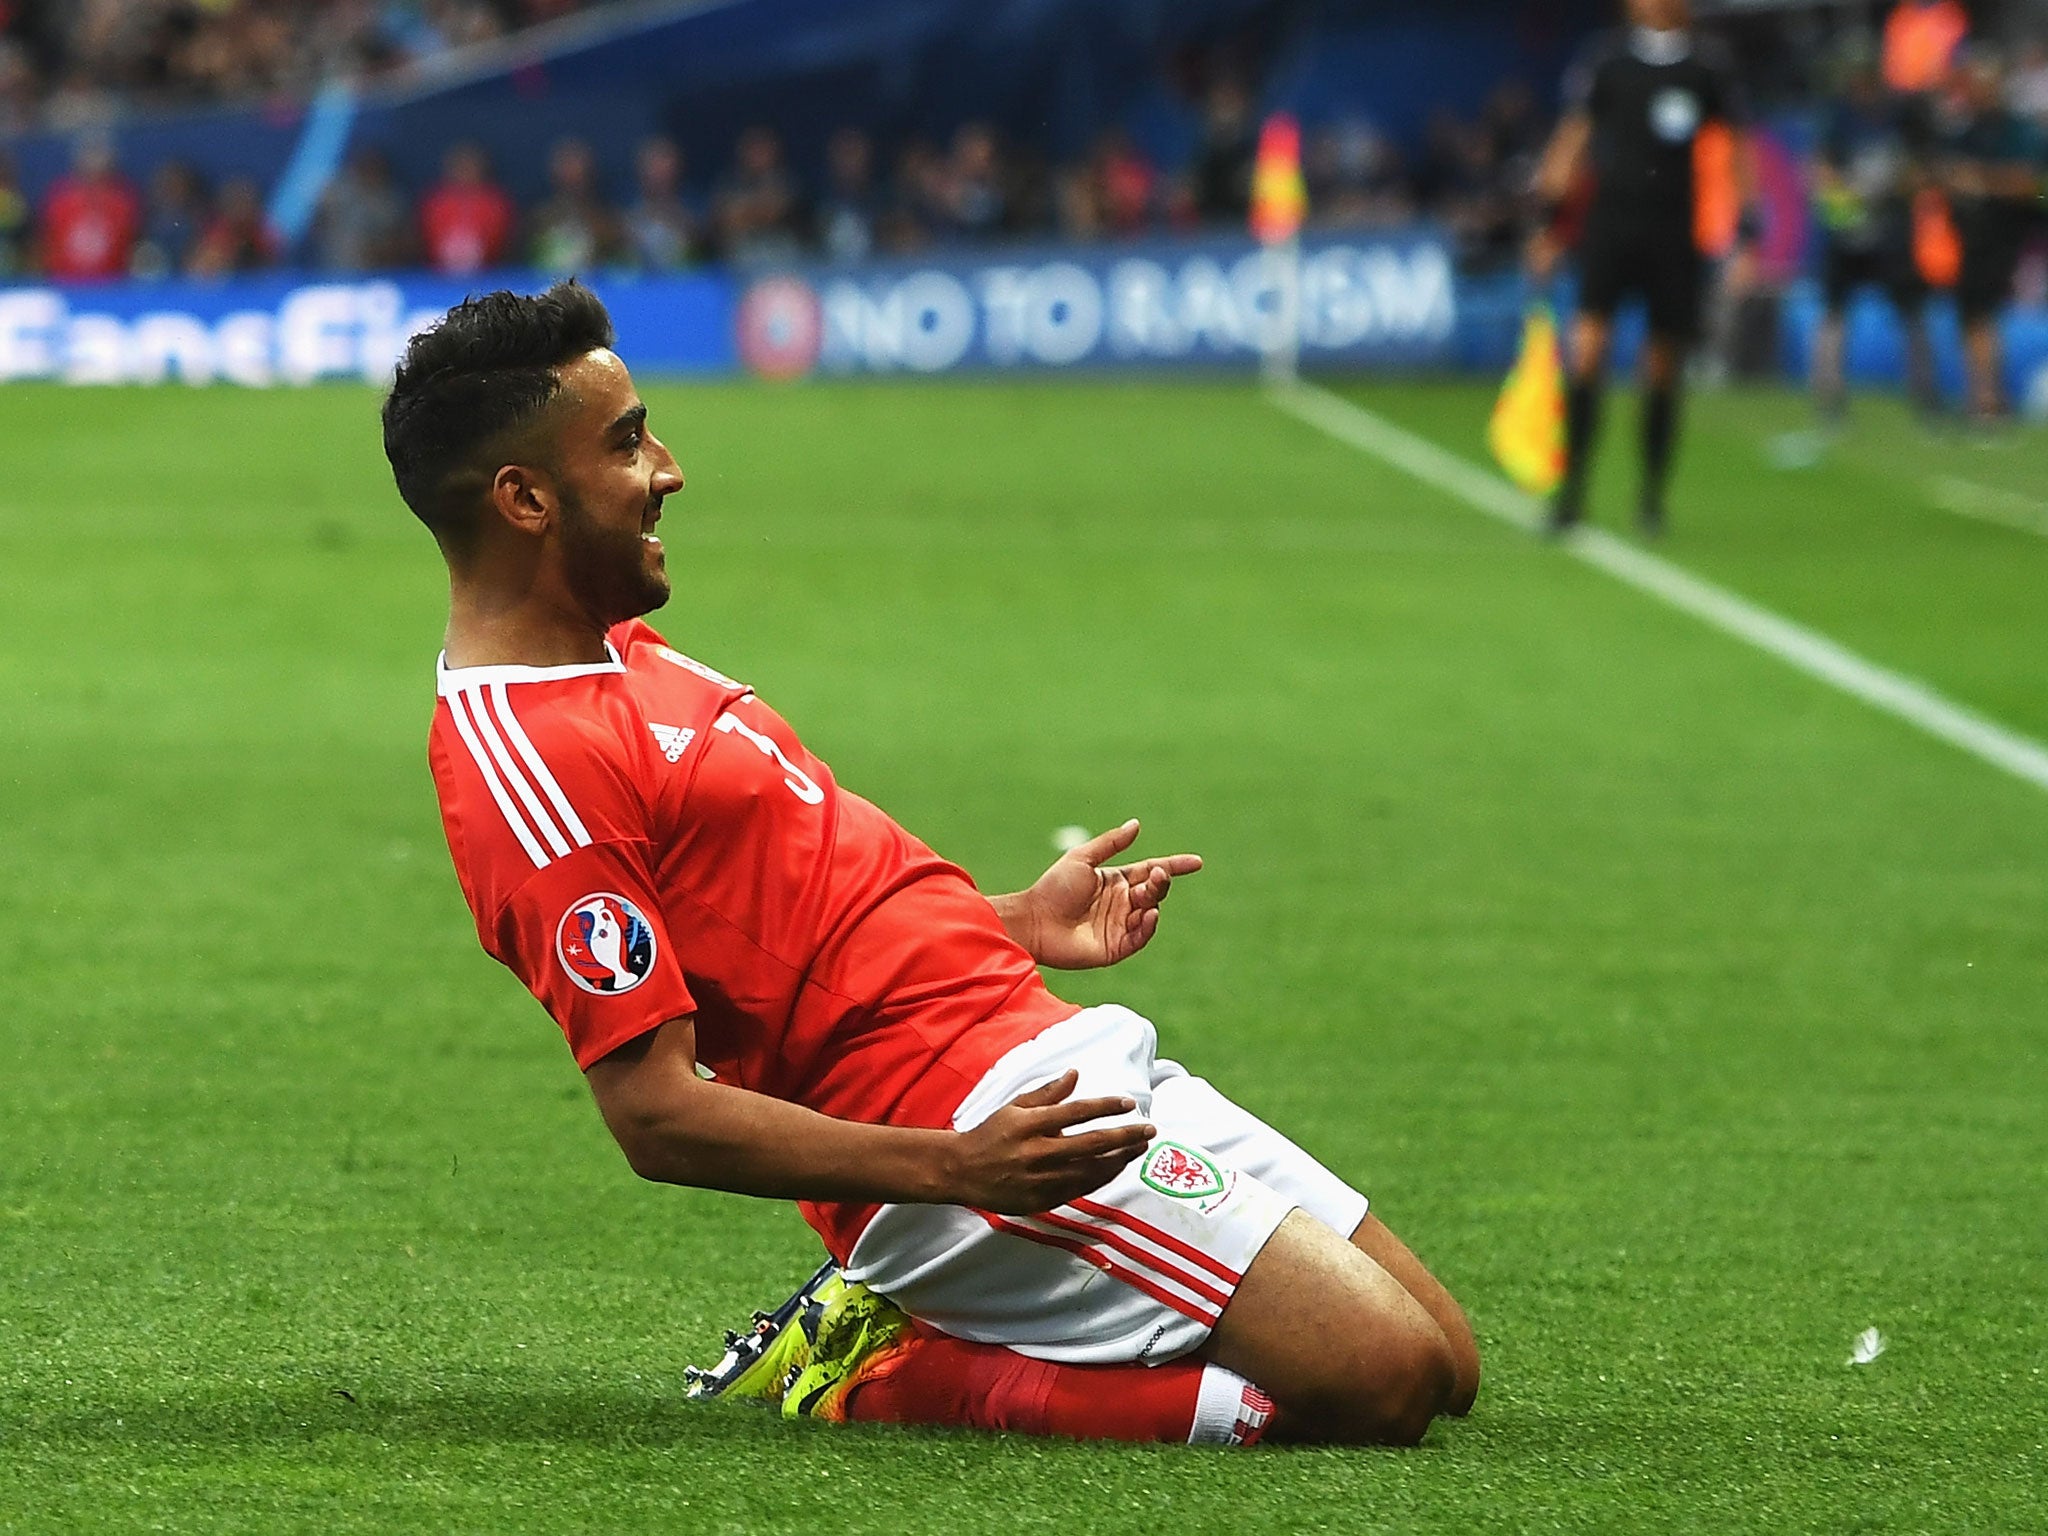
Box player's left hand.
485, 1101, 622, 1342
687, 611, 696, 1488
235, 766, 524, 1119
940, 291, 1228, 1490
1017, 819, 1201, 970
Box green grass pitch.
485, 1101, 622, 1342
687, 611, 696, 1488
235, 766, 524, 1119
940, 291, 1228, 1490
1, 375, 2043, 1532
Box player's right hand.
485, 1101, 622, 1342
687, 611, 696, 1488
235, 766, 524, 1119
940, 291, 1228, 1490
944, 1070, 1154, 1215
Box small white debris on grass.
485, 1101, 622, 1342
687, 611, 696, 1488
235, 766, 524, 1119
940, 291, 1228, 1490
1052, 825, 1091, 853
1848, 1327, 1887, 1365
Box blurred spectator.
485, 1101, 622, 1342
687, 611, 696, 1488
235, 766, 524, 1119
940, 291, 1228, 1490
622, 135, 698, 271
528, 136, 619, 273
3, 0, 598, 120
714, 125, 804, 265
38, 134, 140, 282
1938, 46, 2044, 419
314, 147, 412, 272
1808, 47, 1937, 422
0, 35, 36, 134
382, 0, 507, 63
419, 141, 515, 274
40, 69, 121, 134
2009, 39, 2048, 126
1418, 109, 1519, 270
1882, 0, 1968, 95
187, 175, 279, 276
816, 127, 880, 263
884, 138, 950, 252
1482, 81, 1546, 170
1304, 118, 1412, 229
1188, 78, 1258, 225
0, 151, 29, 276
1058, 127, 1159, 242
130, 159, 208, 278
940, 122, 1008, 241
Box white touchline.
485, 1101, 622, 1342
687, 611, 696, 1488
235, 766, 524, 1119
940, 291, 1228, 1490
1926, 476, 2048, 541
1267, 380, 2048, 798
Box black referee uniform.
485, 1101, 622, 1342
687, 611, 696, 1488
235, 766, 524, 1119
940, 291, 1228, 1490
1553, 26, 1746, 533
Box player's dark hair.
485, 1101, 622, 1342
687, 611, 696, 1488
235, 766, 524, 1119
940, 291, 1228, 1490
381, 280, 616, 544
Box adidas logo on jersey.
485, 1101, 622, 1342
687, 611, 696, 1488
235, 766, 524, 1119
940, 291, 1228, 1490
649, 723, 697, 763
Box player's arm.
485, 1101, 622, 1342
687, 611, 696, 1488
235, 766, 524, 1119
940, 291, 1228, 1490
584, 1017, 1152, 1213
1532, 111, 1592, 207
1525, 112, 1590, 280
1987, 134, 2044, 201
988, 818, 1202, 970
1937, 140, 1987, 198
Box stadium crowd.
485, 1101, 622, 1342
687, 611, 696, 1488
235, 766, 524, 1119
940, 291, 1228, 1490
0, 0, 607, 129
0, 69, 1546, 282
0, 0, 2043, 334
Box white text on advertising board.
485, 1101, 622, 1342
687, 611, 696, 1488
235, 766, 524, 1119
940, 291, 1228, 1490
818, 242, 1455, 373
0, 283, 443, 385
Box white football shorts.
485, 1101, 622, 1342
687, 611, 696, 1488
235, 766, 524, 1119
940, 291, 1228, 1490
844, 1003, 1370, 1366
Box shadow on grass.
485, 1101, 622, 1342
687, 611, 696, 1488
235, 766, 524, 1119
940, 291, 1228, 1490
24, 1380, 1501, 1461
24, 1383, 837, 1456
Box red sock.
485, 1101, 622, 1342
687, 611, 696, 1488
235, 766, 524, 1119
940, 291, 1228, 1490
839, 1326, 1272, 1446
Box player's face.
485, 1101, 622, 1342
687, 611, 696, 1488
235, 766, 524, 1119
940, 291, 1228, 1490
548, 349, 684, 624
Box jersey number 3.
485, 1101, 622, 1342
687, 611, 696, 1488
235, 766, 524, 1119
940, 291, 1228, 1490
713, 710, 825, 805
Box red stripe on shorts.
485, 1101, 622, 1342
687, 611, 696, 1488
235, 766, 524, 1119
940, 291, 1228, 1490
1066, 1196, 1244, 1286
1024, 1206, 1235, 1311
973, 1210, 1219, 1327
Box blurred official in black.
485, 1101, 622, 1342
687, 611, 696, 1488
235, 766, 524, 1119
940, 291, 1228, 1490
1530, 0, 1755, 536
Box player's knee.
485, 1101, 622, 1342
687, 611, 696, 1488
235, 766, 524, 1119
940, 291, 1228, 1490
1444, 1327, 1482, 1417
1293, 1325, 1456, 1447
1372, 1330, 1458, 1445
1424, 1293, 1481, 1416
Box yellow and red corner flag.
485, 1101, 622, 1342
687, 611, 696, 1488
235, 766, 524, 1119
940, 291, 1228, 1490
1249, 113, 1308, 245
1488, 305, 1567, 494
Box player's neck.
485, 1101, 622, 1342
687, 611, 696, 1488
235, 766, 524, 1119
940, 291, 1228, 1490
442, 580, 612, 671
1628, 26, 1691, 65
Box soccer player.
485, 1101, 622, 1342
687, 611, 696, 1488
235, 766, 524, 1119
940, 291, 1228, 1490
382, 282, 1479, 1447
1529, 0, 1752, 536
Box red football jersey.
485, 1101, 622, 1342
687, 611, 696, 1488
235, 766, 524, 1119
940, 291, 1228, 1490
428, 618, 1077, 1257
419, 182, 515, 274
41, 176, 141, 281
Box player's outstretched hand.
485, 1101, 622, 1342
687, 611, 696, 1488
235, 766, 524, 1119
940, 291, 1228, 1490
945, 1070, 1154, 1214
1015, 819, 1202, 970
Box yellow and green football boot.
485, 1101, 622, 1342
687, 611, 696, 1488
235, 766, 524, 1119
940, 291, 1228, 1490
684, 1260, 910, 1421
778, 1270, 911, 1421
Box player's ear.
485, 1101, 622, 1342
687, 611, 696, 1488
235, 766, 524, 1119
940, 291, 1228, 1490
488, 462, 556, 538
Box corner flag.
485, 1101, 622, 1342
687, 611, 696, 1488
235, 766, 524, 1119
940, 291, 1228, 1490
1488, 305, 1567, 494
1249, 114, 1307, 245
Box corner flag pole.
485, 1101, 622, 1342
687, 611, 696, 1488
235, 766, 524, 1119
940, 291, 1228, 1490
1250, 112, 1308, 385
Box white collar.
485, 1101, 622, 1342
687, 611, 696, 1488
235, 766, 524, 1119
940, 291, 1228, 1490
1629, 27, 1693, 66
435, 641, 625, 696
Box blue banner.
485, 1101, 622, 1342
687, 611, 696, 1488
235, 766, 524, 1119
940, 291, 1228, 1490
0, 272, 735, 385
733, 231, 1462, 378
9, 239, 2048, 410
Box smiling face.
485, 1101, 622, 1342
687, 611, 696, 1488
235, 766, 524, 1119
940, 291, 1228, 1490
542, 349, 685, 627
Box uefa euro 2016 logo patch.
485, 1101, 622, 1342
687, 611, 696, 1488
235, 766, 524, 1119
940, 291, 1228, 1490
1139, 1142, 1237, 1214
1650, 87, 1700, 143
557, 893, 657, 995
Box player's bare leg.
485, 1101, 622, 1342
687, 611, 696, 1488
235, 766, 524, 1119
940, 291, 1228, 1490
1348, 1213, 1479, 1415
1963, 316, 2005, 422
1203, 1208, 1461, 1446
